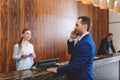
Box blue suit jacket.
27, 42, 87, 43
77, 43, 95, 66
57, 34, 96, 80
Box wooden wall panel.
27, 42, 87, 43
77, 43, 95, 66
0, 0, 108, 73
78, 2, 109, 52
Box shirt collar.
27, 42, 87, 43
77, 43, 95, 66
78, 32, 89, 41
108, 38, 111, 42
22, 40, 30, 46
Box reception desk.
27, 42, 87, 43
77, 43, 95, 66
0, 53, 120, 80
93, 53, 120, 80
0, 68, 66, 80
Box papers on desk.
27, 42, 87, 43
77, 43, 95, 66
94, 56, 99, 59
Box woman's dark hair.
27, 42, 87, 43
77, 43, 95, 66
78, 16, 91, 31
18, 28, 30, 49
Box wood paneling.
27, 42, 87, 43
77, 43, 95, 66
0, 0, 108, 73
78, 2, 109, 52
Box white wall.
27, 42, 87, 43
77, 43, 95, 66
109, 11, 120, 52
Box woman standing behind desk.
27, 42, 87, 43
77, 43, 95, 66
13, 29, 36, 70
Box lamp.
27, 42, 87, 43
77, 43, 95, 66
99, 0, 108, 9
81, 0, 93, 5
76, 0, 82, 1
113, 1, 120, 12
107, 0, 115, 10
91, 0, 100, 7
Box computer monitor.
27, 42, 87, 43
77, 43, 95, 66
32, 58, 59, 69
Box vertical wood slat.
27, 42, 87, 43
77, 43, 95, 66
0, 0, 2, 72
0, 0, 108, 73
78, 2, 109, 52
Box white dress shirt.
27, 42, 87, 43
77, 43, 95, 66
13, 41, 35, 70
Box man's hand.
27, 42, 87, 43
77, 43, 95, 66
47, 67, 58, 73
70, 30, 78, 39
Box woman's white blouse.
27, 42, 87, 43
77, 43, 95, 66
13, 42, 35, 70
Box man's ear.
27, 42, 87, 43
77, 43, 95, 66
84, 24, 87, 30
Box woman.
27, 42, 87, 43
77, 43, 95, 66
13, 29, 36, 70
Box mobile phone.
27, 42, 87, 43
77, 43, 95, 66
74, 29, 79, 35
29, 53, 33, 57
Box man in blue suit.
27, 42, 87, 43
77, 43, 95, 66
47, 16, 96, 80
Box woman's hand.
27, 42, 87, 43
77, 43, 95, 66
21, 54, 28, 58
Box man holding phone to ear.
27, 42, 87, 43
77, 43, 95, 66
47, 16, 96, 80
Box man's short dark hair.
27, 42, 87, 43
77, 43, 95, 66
107, 33, 113, 37
78, 16, 91, 31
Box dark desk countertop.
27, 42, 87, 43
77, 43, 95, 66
60, 53, 120, 66
0, 68, 66, 80
94, 53, 120, 67
1, 53, 120, 80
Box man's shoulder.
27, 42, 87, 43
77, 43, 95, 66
101, 37, 108, 42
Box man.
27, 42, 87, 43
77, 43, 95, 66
98, 33, 116, 56
47, 16, 96, 80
